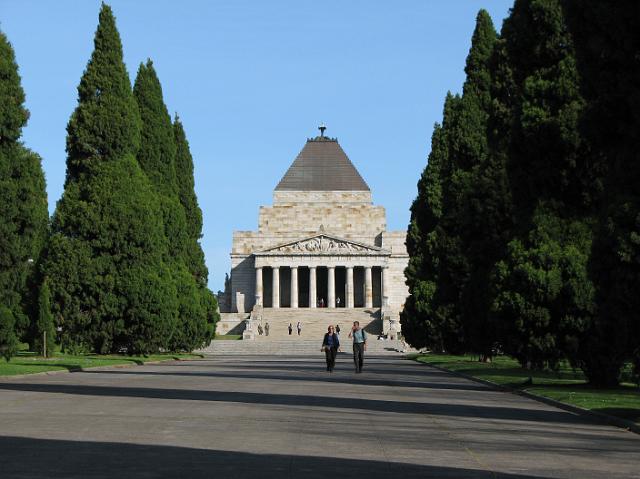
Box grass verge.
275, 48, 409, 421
213, 334, 242, 340
413, 353, 640, 425
0, 351, 203, 377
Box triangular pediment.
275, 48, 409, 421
256, 234, 388, 256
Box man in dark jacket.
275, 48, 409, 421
321, 325, 340, 372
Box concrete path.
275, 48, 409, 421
0, 354, 638, 478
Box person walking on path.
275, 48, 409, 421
265, 322, 269, 336
297, 321, 302, 336
288, 323, 293, 335
321, 325, 340, 372
336, 324, 341, 336
348, 321, 367, 373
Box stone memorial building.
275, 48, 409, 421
218, 127, 409, 337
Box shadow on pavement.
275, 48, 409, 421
0, 381, 589, 426
79, 368, 490, 392
0, 435, 553, 479
181, 359, 451, 377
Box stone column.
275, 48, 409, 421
290, 266, 298, 309
255, 267, 263, 306
309, 266, 317, 308
327, 266, 335, 308
364, 266, 373, 308
272, 266, 280, 309
382, 266, 389, 307
346, 266, 354, 308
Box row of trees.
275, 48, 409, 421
402, 0, 639, 387
0, 3, 218, 359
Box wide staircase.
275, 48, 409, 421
198, 338, 407, 356
255, 307, 381, 340
198, 308, 411, 356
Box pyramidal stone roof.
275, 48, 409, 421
275, 135, 370, 191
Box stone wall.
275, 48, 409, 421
260, 190, 386, 236
230, 255, 255, 313
227, 189, 409, 318
272, 191, 372, 204
381, 231, 410, 319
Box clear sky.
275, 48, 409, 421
2, 0, 513, 292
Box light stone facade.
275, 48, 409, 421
222, 131, 409, 336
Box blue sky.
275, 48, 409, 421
2, 0, 513, 292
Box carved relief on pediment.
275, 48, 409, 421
267, 235, 378, 254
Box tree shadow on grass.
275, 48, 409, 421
0, 435, 554, 479
444, 367, 582, 383
591, 408, 640, 423
525, 382, 640, 397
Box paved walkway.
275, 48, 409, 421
0, 354, 638, 478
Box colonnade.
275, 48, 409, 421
255, 265, 388, 309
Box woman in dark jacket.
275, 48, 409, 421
321, 325, 340, 372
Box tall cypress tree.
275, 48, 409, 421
490, 0, 595, 370
44, 4, 176, 354
133, 61, 213, 351
174, 116, 218, 342
401, 94, 461, 351
174, 116, 208, 285
0, 29, 49, 345
401, 123, 445, 349
427, 93, 468, 354
133, 61, 189, 262
564, 0, 640, 386
133, 61, 190, 262
437, 10, 500, 359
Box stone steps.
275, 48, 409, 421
251, 308, 380, 340
197, 338, 408, 356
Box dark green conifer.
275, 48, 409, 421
44, 4, 176, 354
174, 116, 219, 341
65, 4, 141, 180
401, 123, 444, 350
564, 0, 640, 386
0, 29, 49, 341
401, 94, 461, 351
34, 280, 56, 357
0, 306, 19, 362
133, 61, 215, 351
436, 10, 500, 359
174, 116, 208, 286
134, 60, 178, 196
489, 0, 594, 370
133, 61, 189, 262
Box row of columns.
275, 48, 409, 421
255, 265, 387, 309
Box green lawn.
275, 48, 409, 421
414, 354, 640, 424
0, 350, 203, 377
213, 334, 242, 340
